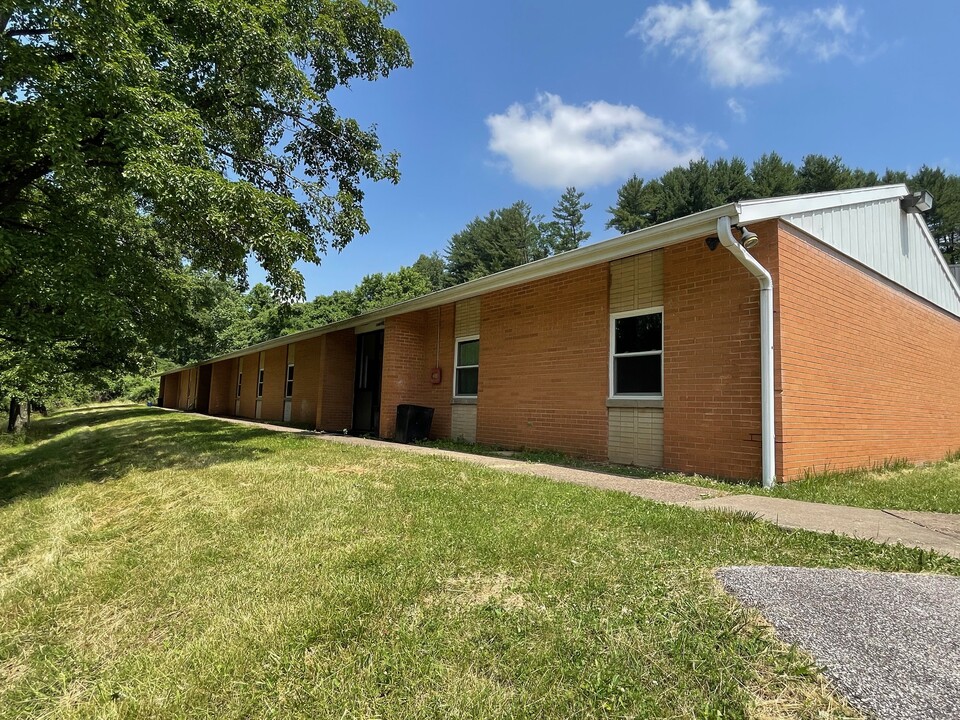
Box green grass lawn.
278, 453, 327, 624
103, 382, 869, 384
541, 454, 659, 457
422, 440, 960, 514
2, 407, 957, 719
730, 459, 960, 513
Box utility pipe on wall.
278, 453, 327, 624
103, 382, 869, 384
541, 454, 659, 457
716, 216, 776, 489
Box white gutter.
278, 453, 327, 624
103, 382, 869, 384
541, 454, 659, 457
717, 216, 776, 489
161, 204, 737, 375
158, 185, 912, 378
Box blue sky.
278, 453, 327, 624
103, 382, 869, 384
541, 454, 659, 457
258, 0, 960, 298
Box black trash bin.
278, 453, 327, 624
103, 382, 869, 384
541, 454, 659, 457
395, 404, 435, 443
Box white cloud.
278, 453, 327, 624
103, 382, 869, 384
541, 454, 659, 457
727, 97, 746, 122
786, 5, 863, 61
486, 93, 709, 188
814, 5, 859, 34
634, 0, 778, 87
632, 0, 866, 87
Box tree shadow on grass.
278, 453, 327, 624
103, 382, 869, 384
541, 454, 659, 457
0, 406, 275, 506
19, 404, 161, 443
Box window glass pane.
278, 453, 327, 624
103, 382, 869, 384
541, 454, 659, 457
457, 339, 479, 366
615, 355, 662, 394
456, 367, 479, 396
287, 366, 295, 381
615, 314, 662, 354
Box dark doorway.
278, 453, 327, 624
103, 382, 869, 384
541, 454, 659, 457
196, 364, 212, 414
352, 330, 384, 435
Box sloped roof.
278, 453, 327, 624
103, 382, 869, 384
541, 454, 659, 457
163, 184, 958, 374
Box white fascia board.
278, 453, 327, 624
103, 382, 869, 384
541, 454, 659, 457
160, 203, 738, 376
735, 184, 909, 224
911, 211, 960, 301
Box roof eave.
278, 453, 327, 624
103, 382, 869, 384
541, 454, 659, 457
159, 203, 739, 375
736, 184, 909, 224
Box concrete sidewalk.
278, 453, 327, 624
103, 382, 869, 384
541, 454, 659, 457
193, 411, 960, 559
683, 495, 960, 558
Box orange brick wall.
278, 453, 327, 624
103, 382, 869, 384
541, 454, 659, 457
208, 359, 236, 416
662, 221, 781, 480
423, 304, 454, 439
379, 305, 455, 440
259, 346, 287, 421
237, 351, 260, 419
161, 212, 960, 483
381, 315, 423, 439
477, 265, 609, 458
317, 329, 355, 432
290, 336, 323, 426
776, 222, 960, 476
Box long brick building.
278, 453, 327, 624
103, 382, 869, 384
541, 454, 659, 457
159, 186, 960, 484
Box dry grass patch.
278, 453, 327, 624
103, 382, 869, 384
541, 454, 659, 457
428, 572, 529, 612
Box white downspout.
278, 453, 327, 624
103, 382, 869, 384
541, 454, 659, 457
717, 216, 776, 489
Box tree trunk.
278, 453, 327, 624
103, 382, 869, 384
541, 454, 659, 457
7, 396, 28, 433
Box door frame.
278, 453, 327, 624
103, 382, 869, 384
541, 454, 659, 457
352, 329, 384, 435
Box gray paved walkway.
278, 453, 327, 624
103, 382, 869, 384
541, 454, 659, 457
188, 412, 960, 559
718, 566, 960, 720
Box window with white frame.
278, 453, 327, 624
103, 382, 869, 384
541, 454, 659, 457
236, 372, 242, 398
257, 368, 264, 398
285, 364, 295, 398
610, 308, 663, 397
454, 336, 479, 397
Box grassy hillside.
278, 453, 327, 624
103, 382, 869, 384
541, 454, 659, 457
2, 406, 955, 719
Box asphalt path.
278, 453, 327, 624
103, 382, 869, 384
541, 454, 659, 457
717, 566, 960, 720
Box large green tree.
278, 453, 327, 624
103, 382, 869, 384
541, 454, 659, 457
605, 174, 663, 234
411, 252, 450, 291
750, 153, 799, 198
544, 186, 591, 253
170, 260, 444, 359
445, 201, 547, 285
351, 266, 434, 315
910, 166, 960, 262
607, 154, 960, 264
0, 0, 411, 427
159, 273, 250, 367
656, 157, 753, 220
796, 154, 856, 194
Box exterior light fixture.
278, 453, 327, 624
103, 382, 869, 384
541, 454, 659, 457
901, 190, 934, 214
705, 235, 720, 251
738, 226, 760, 249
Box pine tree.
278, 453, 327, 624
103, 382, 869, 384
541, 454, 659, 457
605, 174, 662, 233
750, 153, 799, 198
544, 186, 592, 252
444, 202, 546, 284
